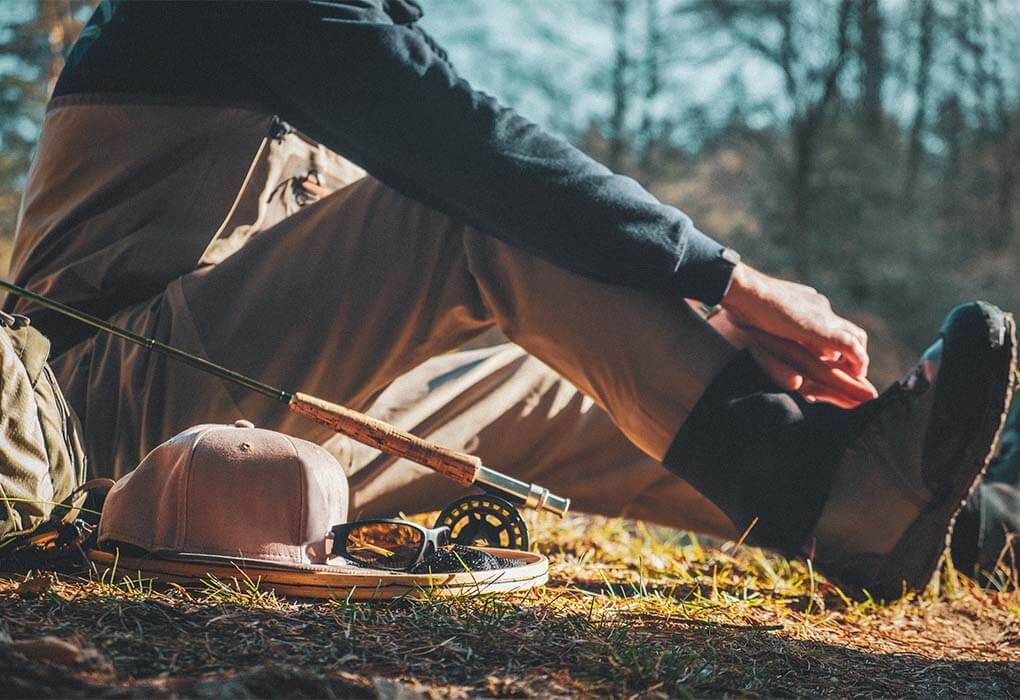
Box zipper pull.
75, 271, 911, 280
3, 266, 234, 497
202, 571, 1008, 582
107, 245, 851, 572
269, 116, 294, 142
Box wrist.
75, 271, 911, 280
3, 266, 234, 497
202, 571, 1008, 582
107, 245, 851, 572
721, 262, 755, 311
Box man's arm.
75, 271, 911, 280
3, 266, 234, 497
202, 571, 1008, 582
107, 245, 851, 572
55, 0, 873, 402
231, 1, 738, 304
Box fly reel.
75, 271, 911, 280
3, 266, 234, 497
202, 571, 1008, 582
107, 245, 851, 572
435, 494, 529, 550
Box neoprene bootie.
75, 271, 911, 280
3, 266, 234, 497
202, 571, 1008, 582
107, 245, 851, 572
667, 301, 1017, 600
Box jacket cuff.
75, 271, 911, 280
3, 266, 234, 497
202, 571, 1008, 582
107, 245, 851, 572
673, 227, 738, 305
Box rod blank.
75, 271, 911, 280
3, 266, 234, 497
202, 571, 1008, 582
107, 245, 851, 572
0, 279, 570, 516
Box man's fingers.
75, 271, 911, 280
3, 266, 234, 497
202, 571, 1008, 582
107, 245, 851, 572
801, 323, 869, 378
848, 322, 868, 347
808, 364, 877, 405
750, 344, 876, 408
800, 381, 867, 409
837, 332, 868, 377
802, 366, 878, 408
748, 348, 803, 392
752, 331, 878, 406
840, 323, 870, 375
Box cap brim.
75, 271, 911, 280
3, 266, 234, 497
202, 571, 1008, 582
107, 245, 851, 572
86, 547, 548, 600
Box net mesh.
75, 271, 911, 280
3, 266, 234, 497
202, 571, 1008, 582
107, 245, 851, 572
410, 544, 523, 573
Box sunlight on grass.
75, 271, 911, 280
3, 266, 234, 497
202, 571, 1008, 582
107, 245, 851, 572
1, 512, 1017, 696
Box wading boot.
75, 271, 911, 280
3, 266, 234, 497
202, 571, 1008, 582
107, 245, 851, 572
808, 301, 1017, 599
664, 301, 1016, 599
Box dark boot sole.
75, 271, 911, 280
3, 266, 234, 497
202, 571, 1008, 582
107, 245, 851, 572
843, 308, 1017, 600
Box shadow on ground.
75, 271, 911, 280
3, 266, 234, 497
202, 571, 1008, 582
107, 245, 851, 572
1, 587, 1017, 698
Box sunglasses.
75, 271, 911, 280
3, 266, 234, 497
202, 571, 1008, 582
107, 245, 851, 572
330, 519, 451, 571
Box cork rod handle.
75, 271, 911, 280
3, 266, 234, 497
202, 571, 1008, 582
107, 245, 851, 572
288, 392, 481, 487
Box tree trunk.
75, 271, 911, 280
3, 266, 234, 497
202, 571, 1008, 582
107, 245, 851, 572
607, 0, 630, 172
858, 0, 884, 133
998, 137, 1017, 247
988, 16, 1015, 249
788, 0, 852, 260
639, 0, 661, 174
904, 0, 934, 205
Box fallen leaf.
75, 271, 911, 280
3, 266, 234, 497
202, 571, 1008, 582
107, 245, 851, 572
16, 573, 53, 598
8, 636, 85, 667
373, 677, 428, 700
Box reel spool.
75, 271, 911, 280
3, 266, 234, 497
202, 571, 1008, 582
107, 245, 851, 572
435, 494, 529, 550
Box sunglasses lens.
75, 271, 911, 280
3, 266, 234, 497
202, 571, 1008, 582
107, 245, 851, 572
343, 522, 424, 569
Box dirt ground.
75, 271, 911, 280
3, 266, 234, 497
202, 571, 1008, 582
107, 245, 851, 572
1, 514, 1018, 698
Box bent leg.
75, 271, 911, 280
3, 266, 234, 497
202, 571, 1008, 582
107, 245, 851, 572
340, 343, 736, 539
53, 175, 733, 525
54, 176, 495, 477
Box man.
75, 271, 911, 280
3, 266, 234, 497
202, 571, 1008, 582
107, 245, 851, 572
6, 0, 1016, 597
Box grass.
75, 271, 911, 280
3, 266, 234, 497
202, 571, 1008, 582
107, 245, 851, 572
1, 512, 1018, 698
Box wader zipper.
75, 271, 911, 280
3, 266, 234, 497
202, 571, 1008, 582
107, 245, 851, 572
269, 115, 294, 141
198, 116, 291, 263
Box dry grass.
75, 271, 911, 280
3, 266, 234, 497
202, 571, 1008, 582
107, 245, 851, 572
1, 513, 1018, 698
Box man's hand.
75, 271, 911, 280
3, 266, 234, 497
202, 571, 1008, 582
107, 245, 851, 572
717, 263, 878, 408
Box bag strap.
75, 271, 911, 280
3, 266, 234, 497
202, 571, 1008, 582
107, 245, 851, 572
1, 479, 114, 555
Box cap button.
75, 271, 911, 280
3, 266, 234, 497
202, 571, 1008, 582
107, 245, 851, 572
233, 419, 255, 429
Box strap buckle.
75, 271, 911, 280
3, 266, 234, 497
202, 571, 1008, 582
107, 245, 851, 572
0, 310, 31, 329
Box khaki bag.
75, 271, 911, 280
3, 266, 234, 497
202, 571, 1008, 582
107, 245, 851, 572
0, 312, 88, 546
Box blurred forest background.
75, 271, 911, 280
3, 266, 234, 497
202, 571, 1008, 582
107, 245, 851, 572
1, 0, 1018, 385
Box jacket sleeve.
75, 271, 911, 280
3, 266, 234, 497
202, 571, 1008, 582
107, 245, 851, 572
236, 1, 739, 303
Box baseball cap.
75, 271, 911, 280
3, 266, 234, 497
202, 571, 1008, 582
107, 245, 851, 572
98, 420, 350, 568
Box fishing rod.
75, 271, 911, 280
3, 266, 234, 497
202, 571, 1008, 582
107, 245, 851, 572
0, 279, 570, 517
